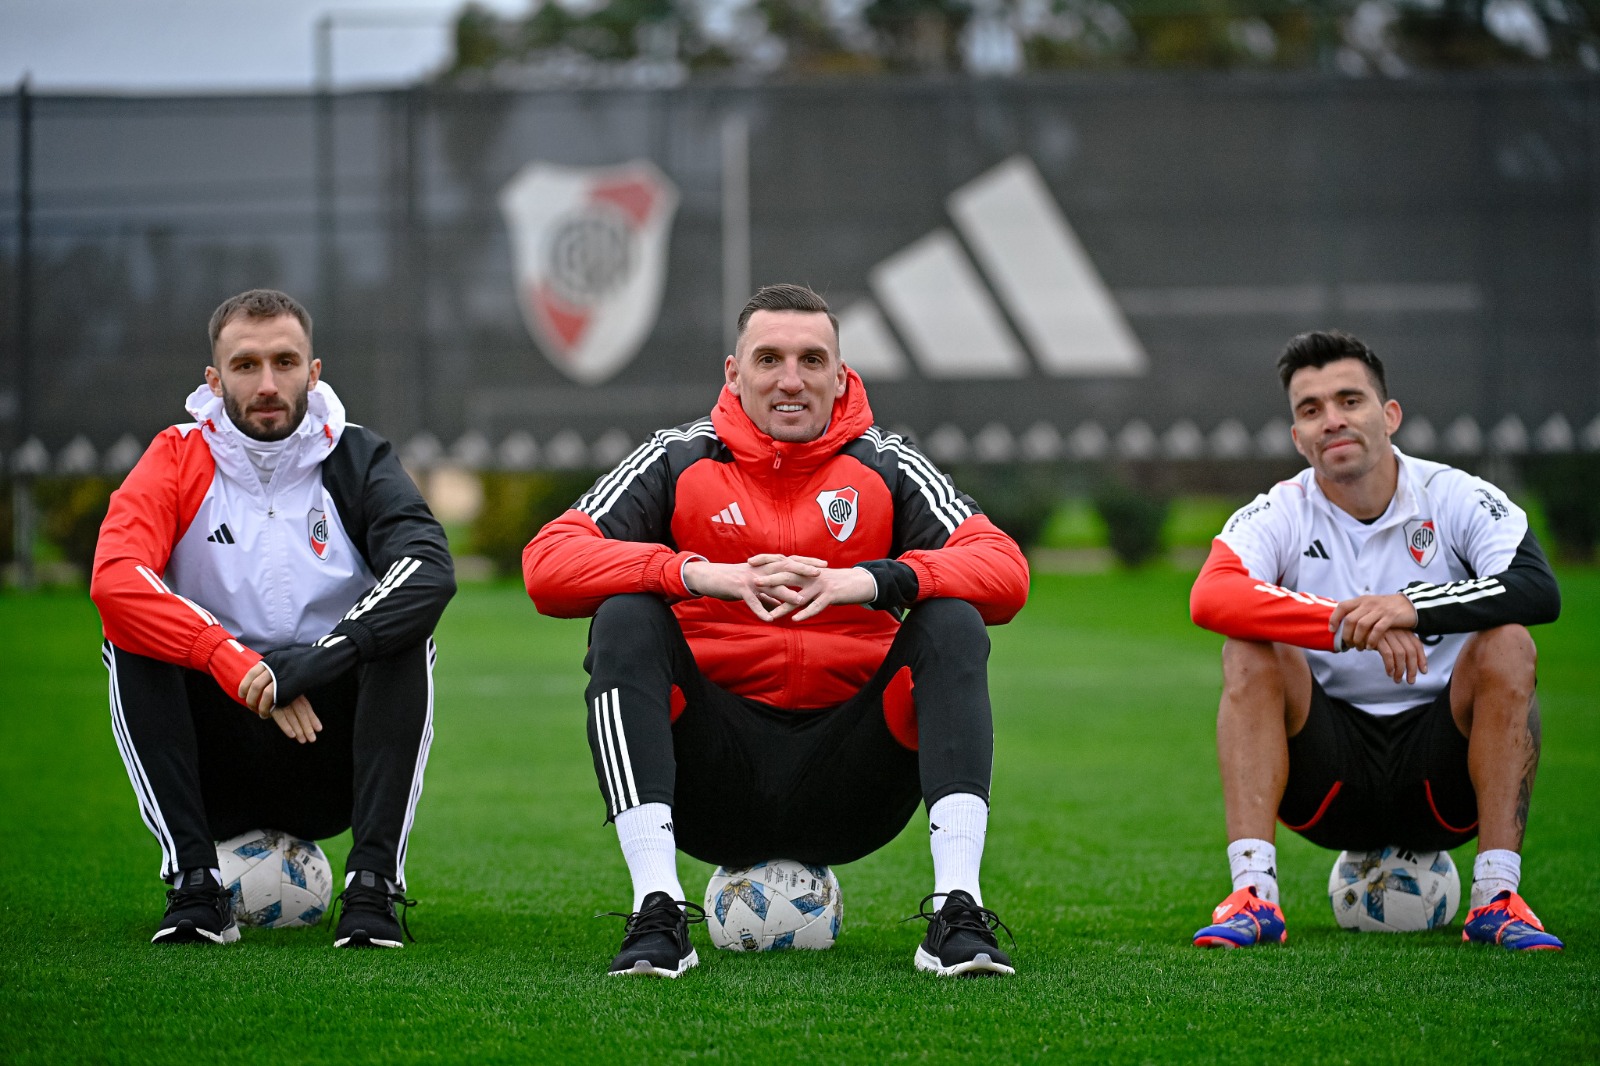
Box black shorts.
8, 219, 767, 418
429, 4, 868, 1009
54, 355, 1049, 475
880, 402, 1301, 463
1278, 680, 1478, 852
668, 673, 924, 870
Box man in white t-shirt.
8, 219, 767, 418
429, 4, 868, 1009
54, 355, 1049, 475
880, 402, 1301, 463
1187, 330, 1563, 951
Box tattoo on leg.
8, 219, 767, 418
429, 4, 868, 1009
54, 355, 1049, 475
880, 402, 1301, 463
1513, 699, 1541, 849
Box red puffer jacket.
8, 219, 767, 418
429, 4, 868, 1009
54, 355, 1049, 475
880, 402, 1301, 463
523, 369, 1029, 709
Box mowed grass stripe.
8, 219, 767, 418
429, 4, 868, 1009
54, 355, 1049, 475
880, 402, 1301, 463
0, 571, 1595, 1063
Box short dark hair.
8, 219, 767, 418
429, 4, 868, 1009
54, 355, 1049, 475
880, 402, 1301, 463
736, 283, 839, 341
1277, 329, 1387, 399
208, 289, 313, 353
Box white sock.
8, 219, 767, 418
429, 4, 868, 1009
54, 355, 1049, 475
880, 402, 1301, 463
1227, 838, 1279, 905
615, 802, 684, 912
1471, 849, 1521, 908
929, 793, 987, 910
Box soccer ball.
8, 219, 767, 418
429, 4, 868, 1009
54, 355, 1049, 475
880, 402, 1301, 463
216, 828, 334, 928
1328, 846, 1460, 932
704, 860, 843, 951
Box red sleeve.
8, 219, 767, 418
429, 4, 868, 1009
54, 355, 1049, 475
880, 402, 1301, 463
1189, 539, 1339, 651
522, 508, 700, 618
898, 514, 1030, 625
89, 428, 263, 704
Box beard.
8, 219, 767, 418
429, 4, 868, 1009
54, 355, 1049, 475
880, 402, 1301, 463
223, 386, 309, 442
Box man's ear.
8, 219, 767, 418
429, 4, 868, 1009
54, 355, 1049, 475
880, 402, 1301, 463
309, 358, 322, 389
724, 353, 740, 394
205, 365, 223, 397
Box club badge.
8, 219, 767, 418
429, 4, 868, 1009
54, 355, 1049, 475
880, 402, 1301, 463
816, 487, 859, 541
1404, 518, 1437, 567
499, 160, 679, 386
308, 508, 329, 560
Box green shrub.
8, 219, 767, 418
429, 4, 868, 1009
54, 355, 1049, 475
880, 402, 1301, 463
1092, 482, 1170, 568
35, 476, 115, 570
471, 471, 601, 577
945, 464, 1061, 551
1523, 455, 1600, 563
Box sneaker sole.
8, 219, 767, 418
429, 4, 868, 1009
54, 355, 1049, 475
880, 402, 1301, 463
152, 919, 240, 945
914, 946, 1014, 977
335, 931, 404, 949
1193, 934, 1247, 949
608, 949, 699, 978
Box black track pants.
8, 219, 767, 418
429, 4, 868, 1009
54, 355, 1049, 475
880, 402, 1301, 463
104, 639, 436, 886
583, 595, 994, 867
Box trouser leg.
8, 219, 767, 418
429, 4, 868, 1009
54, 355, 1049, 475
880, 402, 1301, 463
104, 642, 228, 879
582, 595, 698, 819
345, 639, 437, 888
884, 598, 996, 807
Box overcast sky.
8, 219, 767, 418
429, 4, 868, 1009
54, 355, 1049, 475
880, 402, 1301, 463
1, 0, 527, 93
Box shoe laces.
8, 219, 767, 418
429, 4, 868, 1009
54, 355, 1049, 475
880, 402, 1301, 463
166, 878, 232, 915
332, 882, 418, 943
902, 892, 1016, 947
598, 899, 706, 948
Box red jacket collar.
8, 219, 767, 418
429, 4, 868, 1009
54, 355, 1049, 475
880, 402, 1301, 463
711, 367, 874, 475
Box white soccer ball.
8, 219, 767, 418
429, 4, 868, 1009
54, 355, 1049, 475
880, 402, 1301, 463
1328, 846, 1461, 933
216, 828, 334, 928
704, 860, 843, 951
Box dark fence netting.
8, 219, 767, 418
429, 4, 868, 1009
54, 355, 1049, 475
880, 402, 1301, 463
3, 74, 1598, 474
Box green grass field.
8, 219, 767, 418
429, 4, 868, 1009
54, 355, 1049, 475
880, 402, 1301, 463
1, 569, 1596, 1063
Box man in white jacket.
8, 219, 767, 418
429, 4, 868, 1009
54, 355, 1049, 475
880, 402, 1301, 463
91, 289, 456, 948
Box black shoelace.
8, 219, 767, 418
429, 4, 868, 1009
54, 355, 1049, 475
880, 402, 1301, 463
332, 883, 418, 942
166, 881, 232, 916
597, 899, 706, 948
903, 892, 1016, 947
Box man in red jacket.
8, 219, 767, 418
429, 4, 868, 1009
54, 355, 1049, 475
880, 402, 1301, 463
524, 284, 1030, 977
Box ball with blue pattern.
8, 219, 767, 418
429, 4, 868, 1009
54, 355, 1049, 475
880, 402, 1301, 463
216, 828, 334, 928
703, 859, 843, 951
1328, 846, 1460, 933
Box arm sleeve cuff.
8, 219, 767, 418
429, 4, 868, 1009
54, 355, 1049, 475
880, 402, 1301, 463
646, 549, 701, 600
203, 633, 263, 706
856, 559, 919, 612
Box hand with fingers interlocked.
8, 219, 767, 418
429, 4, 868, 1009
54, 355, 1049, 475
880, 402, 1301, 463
683, 553, 876, 622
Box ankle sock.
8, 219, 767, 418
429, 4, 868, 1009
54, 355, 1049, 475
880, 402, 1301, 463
929, 793, 988, 911
1471, 849, 1521, 909
615, 802, 685, 911
1227, 838, 1280, 905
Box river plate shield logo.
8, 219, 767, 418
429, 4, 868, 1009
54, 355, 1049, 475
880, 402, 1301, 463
308, 507, 329, 560
1404, 518, 1437, 567
499, 161, 679, 386
816, 487, 860, 541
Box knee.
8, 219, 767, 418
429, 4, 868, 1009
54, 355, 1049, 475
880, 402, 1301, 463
904, 599, 988, 659
591, 594, 674, 641
1461, 625, 1537, 703
1220, 638, 1286, 699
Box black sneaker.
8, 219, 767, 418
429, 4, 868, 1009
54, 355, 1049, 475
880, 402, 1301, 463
152, 868, 239, 945
333, 870, 415, 949
908, 890, 1015, 976
600, 891, 703, 977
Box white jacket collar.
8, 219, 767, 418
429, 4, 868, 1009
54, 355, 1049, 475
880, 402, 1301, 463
185, 380, 346, 491
1303, 443, 1419, 530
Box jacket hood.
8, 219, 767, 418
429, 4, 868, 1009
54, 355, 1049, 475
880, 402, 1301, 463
711, 367, 874, 474
185, 379, 347, 486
